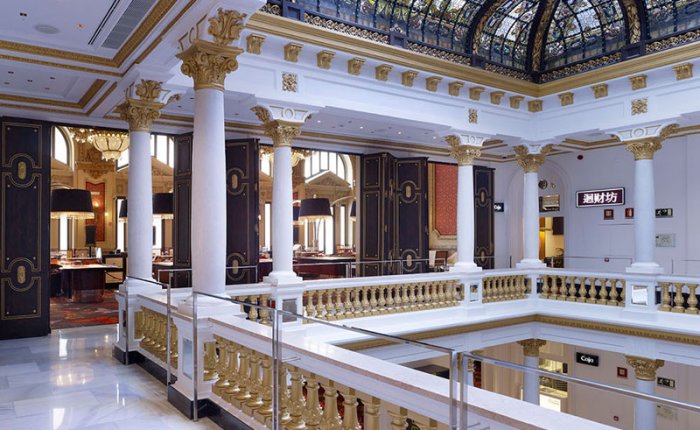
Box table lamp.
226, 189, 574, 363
299, 198, 332, 252
50, 188, 95, 257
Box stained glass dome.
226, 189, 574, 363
268, 0, 700, 81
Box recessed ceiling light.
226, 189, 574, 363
3, 82, 9, 85
433, 136, 437, 139
34, 24, 60, 35
44, 87, 50, 90
7, 71, 14, 74
76, 23, 85, 30
27, 79, 33, 83
316, 120, 321, 123
397, 131, 402, 135
359, 126, 364, 129
177, 105, 182, 108
19, 12, 27, 17
49, 76, 55, 80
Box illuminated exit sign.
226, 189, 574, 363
576, 188, 625, 208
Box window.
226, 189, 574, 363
117, 148, 129, 170
304, 151, 353, 184
153, 218, 162, 252
58, 216, 69, 251
261, 152, 273, 176
52, 126, 70, 165
339, 205, 346, 247
264, 202, 272, 250
120, 133, 174, 169
116, 198, 127, 252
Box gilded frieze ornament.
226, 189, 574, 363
468, 109, 478, 124
448, 82, 464, 97
620, 0, 641, 43
631, 98, 647, 115
401, 70, 418, 87
246, 34, 266, 55
446, 136, 481, 166
284, 43, 303, 62
514, 145, 552, 173
673, 63, 693, 80
317, 50, 335, 69
134, 79, 162, 102
629, 74, 647, 90
528, 100, 543, 112
347, 58, 365, 75
425, 76, 441, 92
509, 95, 524, 109
592, 83, 608, 98
282, 73, 298, 92
208, 8, 246, 46
469, 86, 485, 101
375, 64, 392, 81
626, 140, 662, 160
625, 355, 664, 381
490, 91, 504, 105
517, 339, 547, 357
558, 92, 574, 106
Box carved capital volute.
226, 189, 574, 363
626, 140, 662, 160
514, 144, 553, 173
116, 79, 179, 132
252, 105, 307, 148
625, 355, 665, 381
446, 136, 481, 166
517, 339, 547, 357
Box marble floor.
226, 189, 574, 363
0, 325, 219, 430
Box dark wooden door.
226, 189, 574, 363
360, 153, 394, 276
394, 158, 428, 274
172, 133, 192, 287
474, 165, 495, 269
0, 118, 51, 339
225, 139, 259, 284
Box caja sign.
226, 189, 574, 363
575, 352, 599, 367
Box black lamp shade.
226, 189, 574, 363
85, 225, 97, 246
350, 201, 356, 219
299, 198, 332, 219
50, 189, 95, 219
153, 193, 173, 219
293, 205, 300, 222
118, 199, 128, 219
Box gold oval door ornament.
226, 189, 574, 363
405, 185, 412, 199
231, 173, 239, 190
232, 260, 239, 274
18, 161, 27, 180
406, 254, 413, 267
480, 191, 486, 203
17, 266, 26, 284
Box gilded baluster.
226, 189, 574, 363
306, 291, 318, 318
245, 351, 264, 411
577, 278, 588, 303
344, 289, 354, 317
386, 285, 396, 312
352, 288, 363, 317
249, 296, 260, 322
326, 290, 337, 320
213, 337, 230, 395
234, 348, 251, 404
596, 279, 608, 304
320, 380, 342, 430
303, 372, 323, 428
445, 281, 454, 304
482, 278, 491, 303
259, 295, 271, 326
402, 284, 411, 310
369, 286, 379, 315
438, 281, 447, 306
540, 276, 550, 299
336, 289, 346, 319
361, 286, 371, 315
508, 277, 516, 300
203, 341, 219, 381
286, 366, 306, 429
340, 387, 361, 430
607, 279, 619, 306
516, 276, 524, 298
361, 396, 381, 430
659, 282, 672, 311
223, 342, 241, 401
567, 277, 578, 301
257, 355, 274, 422
620, 280, 626, 306
558, 276, 568, 300
686, 285, 698, 314
170, 321, 179, 369
134, 311, 144, 339
388, 407, 408, 430
672, 283, 686, 313
587, 278, 598, 304
409, 284, 418, 310
492, 277, 501, 301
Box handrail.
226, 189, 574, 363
467, 352, 700, 415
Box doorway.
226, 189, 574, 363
540, 216, 565, 268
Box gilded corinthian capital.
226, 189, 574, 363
176, 8, 246, 91
517, 339, 547, 357
514, 144, 553, 173
252, 105, 311, 148
116, 79, 173, 132
625, 355, 664, 381
446, 135, 481, 166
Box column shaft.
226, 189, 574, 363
455, 164, 477, 270
271, 145, 294, 276
522, 171, 540, 264
522, 355, 540, 405
634, 378, 656, 430
191, 88, 227, 295
127, 130, 153, 280
634, 159, 656, 265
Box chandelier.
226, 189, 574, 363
88, 130, 130, 161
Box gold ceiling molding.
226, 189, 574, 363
86, 82, 118, 115
0, 102, 88, 116
131, 0, 197, 65
0, 79, 104, 109
0, 53, 121, 77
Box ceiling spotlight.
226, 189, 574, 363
76, 23, 85, 30
34, 24, 60, 35
19, 12, 27, 17
49, 76, 55, 80
359, 126, 364, 129
316, 120, 321, 123
397, 131, 402, 134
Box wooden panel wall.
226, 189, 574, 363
394, 157, 428, 273
172, 133, 192, 287
225, 139, 259, 284
0, 118, 51, 339
474, 165, 495, 269
360, 153, 393, 275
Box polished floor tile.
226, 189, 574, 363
0, 325, 218, 430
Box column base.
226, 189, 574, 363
177, 294, 237, 317
450, 262, 482, 273
626, 262, 664, 274
516, 259, 546, 269
121, 277, 162, 295
264, 270, 303, 286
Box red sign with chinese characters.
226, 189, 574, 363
576, 187, 625, 208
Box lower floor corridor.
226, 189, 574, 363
0, 325, 217, 430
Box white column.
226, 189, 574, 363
626, 355, 664, 430
522, 355, 540, 405
626, 139, 663, 274
126, 130, 153, 281
191, 88, 227, 296
268, 143, 300, 284
521, 171, 542, 267
446, 138, 481, 272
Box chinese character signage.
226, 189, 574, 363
576, 188, 625, 207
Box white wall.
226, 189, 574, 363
492, 133, 700, 273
